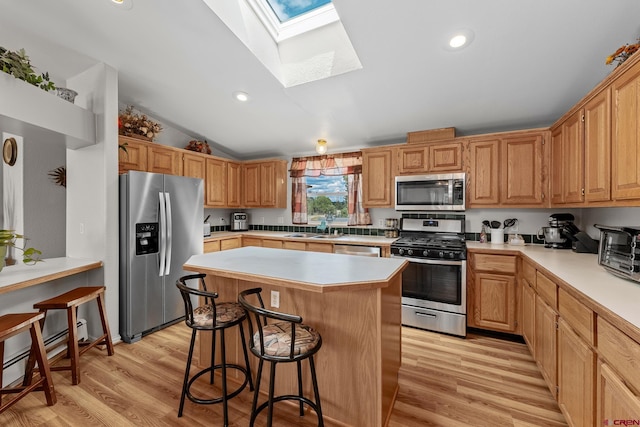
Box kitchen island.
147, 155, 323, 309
184, 246, 407, 427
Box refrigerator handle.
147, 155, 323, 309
158, 191, 167, 276
164, 192, 173, 276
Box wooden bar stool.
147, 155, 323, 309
24, 286, 114, 385
1, 312, 56, 413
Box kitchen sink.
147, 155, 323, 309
311, 234, 344, 239
283, 233, 314, 238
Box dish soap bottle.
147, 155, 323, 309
480, 225, 487, 243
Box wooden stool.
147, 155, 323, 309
1, 312, 56, 413
24, 286, 114, 385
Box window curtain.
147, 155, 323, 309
347, 173, 372, 226
289, 152, 371, 225
291, 176, 308, 224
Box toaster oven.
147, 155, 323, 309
595, 224, 640, 282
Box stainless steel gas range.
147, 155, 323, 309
391, 216, 467, 337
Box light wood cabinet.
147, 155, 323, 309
467, 253, 518, 333
282, 241, 306, 251
550, 87, 612, 207
242, 160, 287, 208
467, 138, 500, 206
584, 88, 612, 203
205, 157, 227, 207
242, 237, 262, 247
598, 363, 640, 424
397, 141, 462, 174
118, 137, 148, 173
148, 144, 182, 175
220, 237, 241, 251
521, 278, 536, 352
226, 161, 242, 208
262, 239, 283, 249
612, 60, 640, 201
204, 240, 220, 253
466, 130, 546, 207
306, 242, 333, 253
182, 152, 206, 180
500, 133, 546, 206
362, 147, 395, 208
557, 318, 596, 427
535, 294, 558, 398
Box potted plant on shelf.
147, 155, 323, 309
0, 46, 55, 92
0, 229, 42, 272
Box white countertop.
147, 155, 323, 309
0, 257, 103, 294
185, 246, 407, 292
467, 242, 640, 330
205, 230, 398, 246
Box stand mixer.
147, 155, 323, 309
538, 213, 574, 249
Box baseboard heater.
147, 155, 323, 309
2, 318, 88, 370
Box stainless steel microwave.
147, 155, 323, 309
395, 173, 466, 211
595, 224, 640, 283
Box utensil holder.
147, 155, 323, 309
490, 229, 504, 244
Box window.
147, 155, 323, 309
265, 0, 332, 23
306, 175, 347, 225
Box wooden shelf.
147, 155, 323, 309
0, 72, 96, 149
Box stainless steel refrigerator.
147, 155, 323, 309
119, 170, 204, 343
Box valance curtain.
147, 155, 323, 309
289, 152, 371, 226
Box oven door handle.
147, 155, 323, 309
391, 255, 463, 266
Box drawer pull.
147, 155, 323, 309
416, 312, 437, 318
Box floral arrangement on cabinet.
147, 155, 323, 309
606, 38, 640, 67
118, 105, 163, 141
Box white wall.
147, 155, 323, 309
582, 207, 640, 239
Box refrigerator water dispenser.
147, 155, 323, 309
136, 223, 159, 255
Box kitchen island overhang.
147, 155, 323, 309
183, 246, 407, 427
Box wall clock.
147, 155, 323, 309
3, 137, 17, 166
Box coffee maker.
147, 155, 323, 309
538, 213, 574, 249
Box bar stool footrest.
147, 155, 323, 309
186, 363, 251, 405
251, 395, 322, 423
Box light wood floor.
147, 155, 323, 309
1, 324, 567, 426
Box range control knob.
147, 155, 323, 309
407, 249, 414, 256
423, 250, 429, 257
449, 252, 456, 259
398, 248, 404, 255
439, 251, 444, 258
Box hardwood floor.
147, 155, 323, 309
1, 324, 566, 426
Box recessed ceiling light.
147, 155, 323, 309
445, 29, 474, 51
233, 91, 249, 102
110, 0, 133, 9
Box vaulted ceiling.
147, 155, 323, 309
1, 0, 639, 159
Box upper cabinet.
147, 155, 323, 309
612, 60, 640, 202
397, 140, 463, 175
467, 130, 547, 208
242, 160, 287, 208
550, 87, 611, 206
0, 72, 96, 149
118, 137, 287, 209
362, 146, 396, 208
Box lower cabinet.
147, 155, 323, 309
558, 318, 596, 427
467, 252, 518, 333
535, 294, 558, 398
521, 278, 536, 351
598, 363, 640, 423
204, 237, 241, 253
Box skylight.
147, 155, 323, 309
248, 0, 339, 42
203, 0, 362, 87
265, 0, 332, 23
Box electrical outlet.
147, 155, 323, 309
378, 219, 384, 228
278, 217, 284, 224
271, 290, 280, 308
260, 217, 265, 224
219, 217, 225, 224
79, 223, 84, 234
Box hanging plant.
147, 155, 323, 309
48, 166, 66, 187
